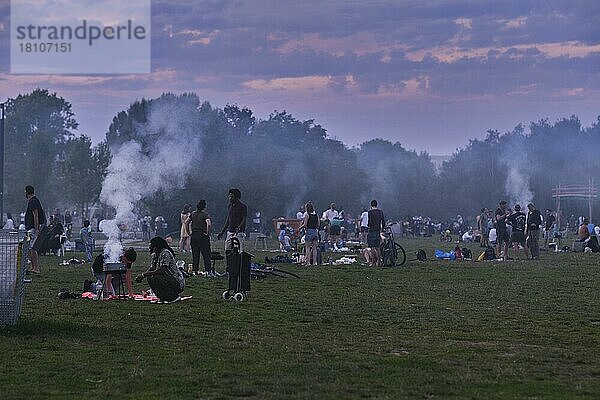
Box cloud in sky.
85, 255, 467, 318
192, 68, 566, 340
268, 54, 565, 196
1, 0, 599, 153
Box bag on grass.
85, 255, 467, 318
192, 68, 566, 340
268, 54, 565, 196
435, 249, 455, 260
483, 246, 496, 260
416, 249, 427, 261
462, 248, 472, 260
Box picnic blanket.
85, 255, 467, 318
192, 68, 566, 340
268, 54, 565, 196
81, 292, 193, 303
81, 292, 159, 301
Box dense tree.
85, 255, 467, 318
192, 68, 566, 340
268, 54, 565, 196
5, 88, 600, 230
58, 136, 111, 219
356, 139, 438, 218
4, 89, 77, 214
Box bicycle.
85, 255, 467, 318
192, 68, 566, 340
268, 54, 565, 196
380, 223, 407, 267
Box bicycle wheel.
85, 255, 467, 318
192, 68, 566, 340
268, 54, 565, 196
394, 243, 406, 266
380, 242, 393, 267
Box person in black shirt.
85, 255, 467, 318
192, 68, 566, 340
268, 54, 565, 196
525, 203, 542, 260
365, 200, 385, 266
298, 201, 320, 265
495, 200, 511, 261
217, 188, 248, 252
507, 204, 528, 259
186, 200, 213, 275
25, 185, 46, 274
90, 247, 137, 297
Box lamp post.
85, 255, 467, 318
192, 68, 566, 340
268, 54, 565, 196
0, 102, 5, 225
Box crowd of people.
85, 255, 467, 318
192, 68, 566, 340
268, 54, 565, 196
12, 183, 600, 302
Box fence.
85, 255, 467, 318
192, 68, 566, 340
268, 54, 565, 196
0, 230, 29, 326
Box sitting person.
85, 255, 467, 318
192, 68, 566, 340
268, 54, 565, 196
578, 218, 591, 241
278, 224, 292, 252
38, 215, 65, 255
90, 247, 137, 298
362, 246, 379, 267
585, 235, 600, 253
462, 230, 474, 242
135, 237, 185, 302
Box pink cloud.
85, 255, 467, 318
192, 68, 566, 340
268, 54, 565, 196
244, 75, 332, 91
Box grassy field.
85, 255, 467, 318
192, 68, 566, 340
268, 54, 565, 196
1, 237, 599, 399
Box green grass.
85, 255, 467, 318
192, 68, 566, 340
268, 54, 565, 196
1, 237, 599, 399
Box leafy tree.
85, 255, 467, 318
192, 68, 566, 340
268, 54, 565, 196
4, 89, 77, 214
58, 136, 111, 219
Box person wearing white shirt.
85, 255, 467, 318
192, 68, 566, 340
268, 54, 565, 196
323, 203, 340, 249
3, 212, 15, 230
462, 230, 474, 242
324, 204, 339, 222
488, 228, 497, 245
359, 209, 369, 243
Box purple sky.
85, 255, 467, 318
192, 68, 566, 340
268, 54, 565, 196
1, 0, 599, 154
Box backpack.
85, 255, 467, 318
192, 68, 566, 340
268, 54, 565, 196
484, 246, 496, 260
416, 249, 427, 261
462, 248, 472, 260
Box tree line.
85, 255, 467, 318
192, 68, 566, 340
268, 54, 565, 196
3, 89, 599, 231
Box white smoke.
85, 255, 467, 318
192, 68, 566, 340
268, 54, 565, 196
100, 97, 202, 261
504, 166, 533, 209
501, 131, 532, 209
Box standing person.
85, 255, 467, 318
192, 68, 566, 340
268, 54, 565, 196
135, 237, 185, 302
25, 185, 46, 274
141, 217, 151, 241
507, 204, 528, 260
299, 202, 319, 266
278, 224, 292, 252
53, 208, 64, 225
80, 220, 94, 262
495, 200, 511, 261
359, 208, 369, 244
478, 208, 489, 247
64, 210, 73, 239
544, 209, 556, 248
217, 188, 248, 252
187, 200, 213, 275
179, 204, 192, 253
323, 203, 340, 250
366, 200, 385, 266
252, 211, 261, 232
525, 203, 542, 260
296, 206, 305, 220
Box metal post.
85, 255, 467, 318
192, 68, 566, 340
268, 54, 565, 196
556, 184, 561, 230
0, 102, 5, 226
589, 178, 594, 224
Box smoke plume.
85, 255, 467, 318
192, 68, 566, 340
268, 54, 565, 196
100, 96, 202, 261
501, 132, 532, 209
504, 166, 533, 209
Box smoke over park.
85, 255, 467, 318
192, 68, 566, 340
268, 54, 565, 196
99, 96, 203, 260
4, 2, 600, 398
3, 89, 600, 232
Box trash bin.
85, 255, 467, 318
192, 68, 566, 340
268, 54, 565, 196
0, 230, 28, 326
